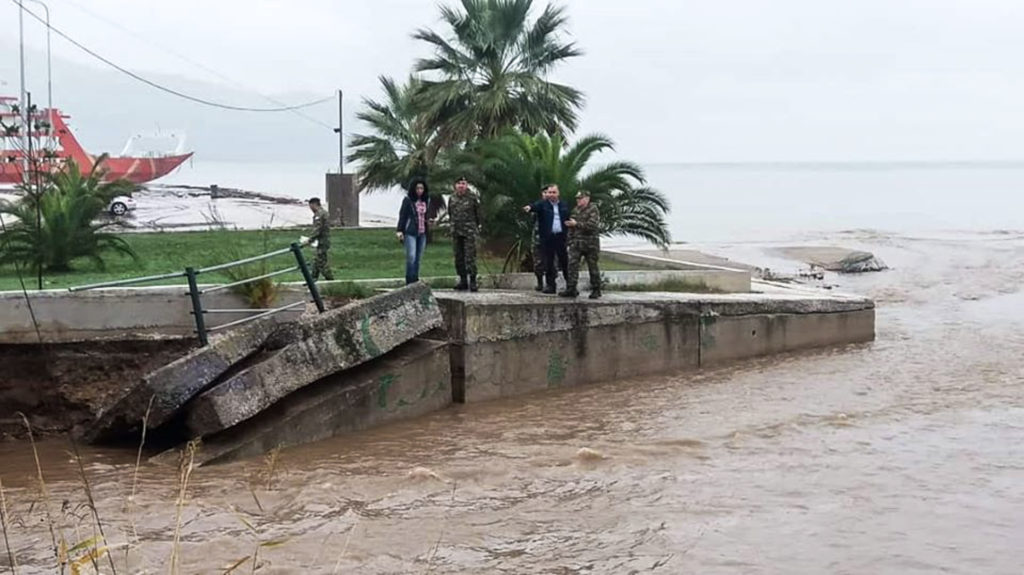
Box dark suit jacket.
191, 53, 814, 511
530, 199, 571, 240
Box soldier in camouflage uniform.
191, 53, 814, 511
531, 186, 546, 291
561, 190, 601, 299
306, 197, 334, 281
447, 176, 482, 292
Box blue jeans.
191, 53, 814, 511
404, 233, 426, 284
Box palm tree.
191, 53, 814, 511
347, 75, 443, 193
0, 158, 136, 273
413, 0, 584, 143
460, 131, 671, 271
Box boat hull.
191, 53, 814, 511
0, 153, 193, 186
1, 99, 193, 186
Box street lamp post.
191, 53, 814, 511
332, 89, 344, 174
18, 0, 29, 185
24, 0, 52, 149
16, 0, 53, 175
25, 0, 51, 114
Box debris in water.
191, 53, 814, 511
407, 467, 444, 481
575, 447, 607, 461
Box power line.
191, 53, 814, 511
13, 0, 334, 113
52, 0, 336, 129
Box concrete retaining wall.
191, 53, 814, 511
0, 285, 307, 344
699, 310, 875, 366
438, 290, 875, 403
0, 268, 749, 344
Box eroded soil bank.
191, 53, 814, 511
0, 340, 194, 439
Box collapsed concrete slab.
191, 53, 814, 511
775, 246, 888, 273
155, 338, 451, 466
84, 315, 287, 442
184, 282, 442, 438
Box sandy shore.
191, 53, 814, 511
0, 184, 397, 232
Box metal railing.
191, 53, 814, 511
69, 242, 325, 346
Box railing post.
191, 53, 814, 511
185, 266, 208, 346
291, 242, 325, 313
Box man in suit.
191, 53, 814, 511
523, 184, 570, 294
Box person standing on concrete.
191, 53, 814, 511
523, 184, 570, 294
448, 176, 482, 292
531, 186, 547, 291
562, 190, 602, 299
304, 197, 334, 281
396, 179, 432, 285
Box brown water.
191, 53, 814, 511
2, 231, 1023, 574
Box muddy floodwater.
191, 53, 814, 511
1, 230, 1023, 574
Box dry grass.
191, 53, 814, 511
331, 515, 360, 575
424, 481, 458, 573
69, 440, 118, 575
18, 413, 66, 573
1, 419, 351, 573
123, 395, 154, 570
1, 477, 17, 574
169, 440, 198, 575
262, 447, 282, 492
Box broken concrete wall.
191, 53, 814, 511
85, 315, 287, 442
167, 338, 451, 466
185, 282, 442, 437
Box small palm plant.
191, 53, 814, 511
0, 157, 136, 275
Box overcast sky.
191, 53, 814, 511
3, 0, 1024, 163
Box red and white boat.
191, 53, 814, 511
0, 96, 193, 186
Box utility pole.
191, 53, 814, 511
333, 89, 343, 174
28, 92, 42, 290
18, 0, 30, 185
26, 0, 52, 146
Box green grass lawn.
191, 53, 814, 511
0, 227, 637, 291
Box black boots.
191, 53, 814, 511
559, 286, 579, 298
534, 273, 544, 291
455, 275, 478, 292
588, 287, 602, 299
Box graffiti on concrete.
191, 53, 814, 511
547, 349, 567, 387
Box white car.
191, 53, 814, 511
108, 195, 136, 217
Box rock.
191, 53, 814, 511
836, 251, 888, 273
184, 282, 443, 438
774, 246, 888, 274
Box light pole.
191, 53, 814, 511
24, 0, 52, 150
332, 89, 343, 173
25, 0, 51, 114
18, 0, 29, 185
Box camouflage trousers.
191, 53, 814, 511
532, 237, 543, 278
567, 240, 600, 290
453, 234, 477, 277
311, 247, 334, 281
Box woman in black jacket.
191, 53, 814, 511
396, 179, 431, 284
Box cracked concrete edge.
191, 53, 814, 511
184, 284, 443, 437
